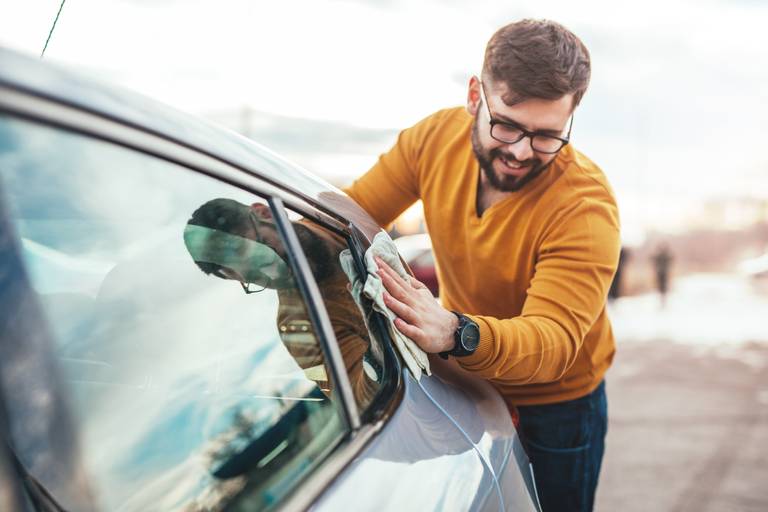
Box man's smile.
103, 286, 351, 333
495, 153, 533, 177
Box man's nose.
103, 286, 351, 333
504, 135, 534, 162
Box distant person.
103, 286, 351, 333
343, 19, 620, 511
182, 198, 379, 407
652, 243, 673, 308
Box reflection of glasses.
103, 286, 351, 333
240, 281, 266, 294
479, 81, 573, 154
237, 210, 269, 294
212, 267, 266, 294
207, 210, 269, 295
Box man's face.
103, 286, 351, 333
468, 78, 574, 192
246, 204, 286, 259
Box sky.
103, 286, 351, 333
2, 0, 768, 244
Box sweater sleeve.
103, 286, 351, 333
343, 113, 440, 228
457, 196, 620, 385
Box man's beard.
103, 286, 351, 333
470, 118, 552, 192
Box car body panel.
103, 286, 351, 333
313, 364, 539, 511
312, 370, 490, 512
426, 357, 540, 511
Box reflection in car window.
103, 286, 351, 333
0, 116, 346, 511
284, 209, 387, 412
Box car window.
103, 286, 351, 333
283, 209, 389, 414
0, 115, 348, 511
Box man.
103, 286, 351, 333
182, 198, 380, 408
344, 19, 620, 511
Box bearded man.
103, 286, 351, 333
344, 19, 620, 511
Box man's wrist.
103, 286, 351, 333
439, 312, 481, 359
441, 310, 460, 352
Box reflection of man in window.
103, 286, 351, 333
182, 198, 378, 409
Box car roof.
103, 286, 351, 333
0, 47, 336, 201
0, 46, 383, 240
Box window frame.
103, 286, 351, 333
0, 83, 406, 509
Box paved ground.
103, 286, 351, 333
595, 340, 768, 511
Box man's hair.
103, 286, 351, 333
187, 198, 252, 277
186, 198, 335, 282
292, 223, 334, 282
482, 19, 591, 108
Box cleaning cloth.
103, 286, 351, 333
340, 231, 430, 379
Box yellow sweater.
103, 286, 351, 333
344, 107, 620, 405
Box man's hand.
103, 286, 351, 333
375, 256, 458, 354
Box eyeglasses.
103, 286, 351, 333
236, 211, 271, 294
240, 281, 266, 294
479, 82, 573, 154
241, 210, 272, 294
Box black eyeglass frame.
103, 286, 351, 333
240, 280, 265, 294
238, 210, 272, 294
479, 81, 574, 155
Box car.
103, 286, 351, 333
0, 47, 540, 511
394, 232, 440, 297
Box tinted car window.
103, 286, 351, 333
0, 115, 347, 511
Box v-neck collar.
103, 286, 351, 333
471, 158, 563, 222
472, 164, 526, 221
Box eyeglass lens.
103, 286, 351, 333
490, 124, 565, 153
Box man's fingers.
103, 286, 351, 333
377, 263, 411, 302
383, 291, 419, 325
378, 268, 409, 302
376, 258, 411, 288
393, 317, 425, 343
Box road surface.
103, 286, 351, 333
596, 273, 768, 511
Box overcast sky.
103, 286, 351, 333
2, 0, 767, 242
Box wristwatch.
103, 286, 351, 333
439, 312, 481, 359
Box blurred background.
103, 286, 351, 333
2, 1, 767, 510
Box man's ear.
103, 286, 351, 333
466, 75, 481, 117
250, 203, 273, 220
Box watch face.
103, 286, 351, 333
460, 322, 480, 352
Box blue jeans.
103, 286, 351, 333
517, 381, 607, 512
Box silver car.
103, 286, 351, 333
0, 48, 540, 512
